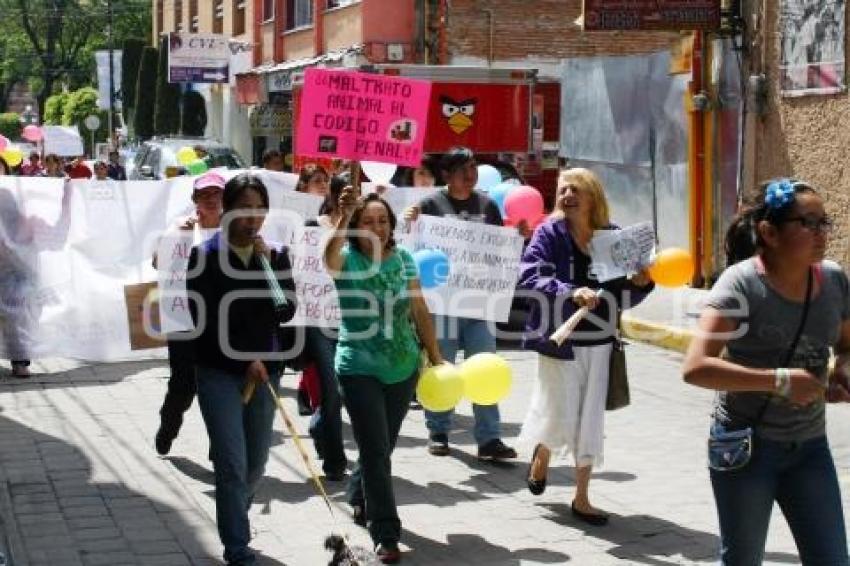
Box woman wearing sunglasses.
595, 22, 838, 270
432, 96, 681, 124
683, 178, 850, 565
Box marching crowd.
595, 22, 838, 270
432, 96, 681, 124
2, 146, 850, 565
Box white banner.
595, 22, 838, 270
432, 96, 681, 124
405, 215, 524, 322
95, 50, 122, 110
0, 174, 327, 362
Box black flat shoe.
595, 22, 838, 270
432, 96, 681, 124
352, 503, 366, 526
571, 501, 609, 526
526, 444, 547, 495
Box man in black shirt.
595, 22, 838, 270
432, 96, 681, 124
407, 147, 517, 461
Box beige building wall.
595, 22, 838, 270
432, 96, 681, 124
324, 3, 363, 53
284, 29, 316, 60
747, 4, 850, 265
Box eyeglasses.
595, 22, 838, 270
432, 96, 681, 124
784, 215, 834, 233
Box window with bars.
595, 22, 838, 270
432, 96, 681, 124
234, 0, 246, 35
286, 0, 313, 30
213, 0, 224, 34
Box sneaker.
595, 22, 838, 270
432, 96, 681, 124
375, 542, 401, 564
477, 439, 517, 461
427, 433, 449, 456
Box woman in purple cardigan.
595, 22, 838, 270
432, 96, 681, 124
517, 168, 654, 525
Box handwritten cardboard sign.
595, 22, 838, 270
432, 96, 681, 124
296, 68, 432, 167
406, 215, 524, 322
588, 222, 655, 282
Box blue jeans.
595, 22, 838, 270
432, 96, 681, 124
710, 434, 848, 566
197, 365, 281, 565
341, 372, 417, 546
305, 327, 347, 475
425, 316, 500, 445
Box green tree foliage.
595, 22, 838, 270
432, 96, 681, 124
121, 38, 145, 115
44, 93, 71, 125
181, 90, 208, 137
0, 112, 22, 140
154, 38, 181, 136
62, 87, 109, 154
0, 0, 151, 115
134, 47, 158, 141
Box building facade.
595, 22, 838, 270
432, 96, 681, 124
741, 1, 850, 266
153, 0, 256, 163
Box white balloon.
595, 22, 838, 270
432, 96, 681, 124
361, 161, 398, 185
476, 164, 502, 192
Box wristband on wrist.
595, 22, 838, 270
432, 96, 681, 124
774, 368, 792, 398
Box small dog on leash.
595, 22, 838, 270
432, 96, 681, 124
325, 534, 381, 566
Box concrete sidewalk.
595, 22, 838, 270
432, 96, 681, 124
0, 340, 844, 565
622, 286, 708, 353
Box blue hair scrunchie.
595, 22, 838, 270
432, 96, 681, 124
765, 179, 796, 209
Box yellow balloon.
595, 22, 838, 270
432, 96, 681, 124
0, 147, 23, 168
459, 353, 512, 406
417, 363, 464, 412
648, 248, 694, 287
176, 146, 198, 166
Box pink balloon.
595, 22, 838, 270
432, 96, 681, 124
504, 185, 544, 225
22, 125, 43, 142
0, 135, 8, 151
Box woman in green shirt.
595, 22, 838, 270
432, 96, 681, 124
324, 189, 443, 564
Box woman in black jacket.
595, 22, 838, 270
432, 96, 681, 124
187, 173, 297, 566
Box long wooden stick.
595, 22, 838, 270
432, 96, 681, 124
549, 290, 604, 346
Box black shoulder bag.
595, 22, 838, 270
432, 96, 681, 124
707, 267, 813, 472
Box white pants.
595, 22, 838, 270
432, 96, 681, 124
519, 345, 612, 468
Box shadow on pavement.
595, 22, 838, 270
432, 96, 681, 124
537, 502, 799, 565
0, 413, 288, 565
401, 530, 571, 564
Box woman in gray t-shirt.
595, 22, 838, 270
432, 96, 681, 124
683, 179, 850, 565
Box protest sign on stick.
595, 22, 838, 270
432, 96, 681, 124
296, 68, 432, 168
588, 221, 655, 282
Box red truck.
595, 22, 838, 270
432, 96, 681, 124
292, 64, 561, 206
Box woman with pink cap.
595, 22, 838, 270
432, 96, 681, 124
154, 171, 226, 455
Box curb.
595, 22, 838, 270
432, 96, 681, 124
621, 315, 694, 353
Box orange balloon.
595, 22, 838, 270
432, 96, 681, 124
648, 248, 694, 287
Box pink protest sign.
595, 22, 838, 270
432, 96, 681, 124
296, 68, 431, 167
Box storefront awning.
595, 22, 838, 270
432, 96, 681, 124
256, 44, 364, 93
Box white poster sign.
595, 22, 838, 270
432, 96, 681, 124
287, 226, 340, 328
588, 222, 655, 282
42, 126, 84, 157
156, 232, 195, 333
406, 215, 524, 322
780, 0, 846, 96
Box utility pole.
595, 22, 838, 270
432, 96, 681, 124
107, 0, 115, 150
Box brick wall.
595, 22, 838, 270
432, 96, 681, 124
445, 0, 680, 62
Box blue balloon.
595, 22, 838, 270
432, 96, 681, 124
488, 181, 518, 217
413, 248, 451, 289
476, 165, 502, 192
